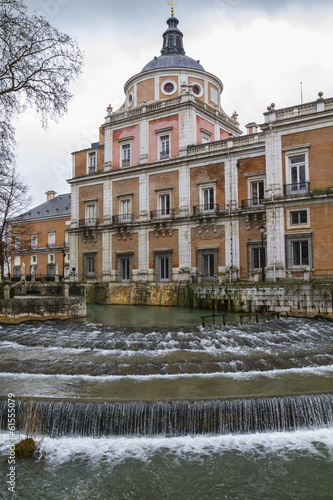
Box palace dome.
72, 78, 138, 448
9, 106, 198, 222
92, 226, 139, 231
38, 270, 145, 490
140, 16, 205, 74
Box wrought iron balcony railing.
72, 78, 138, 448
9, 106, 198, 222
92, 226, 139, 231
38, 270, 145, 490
112, 214, 135, 224
160, 152, 170, 160
284, 182, 310, 196
193, 204, 220, 215
241, 198, 265, 210
150, 209, 175, 220
79, 218, 100, 227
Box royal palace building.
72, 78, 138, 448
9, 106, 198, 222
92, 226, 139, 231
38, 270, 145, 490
68, 15, 333, 283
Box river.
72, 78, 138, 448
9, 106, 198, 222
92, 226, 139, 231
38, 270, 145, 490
0, 305, 332, 499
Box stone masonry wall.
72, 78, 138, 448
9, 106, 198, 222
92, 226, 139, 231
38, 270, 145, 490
0, 296, 86, 324
86, 281, 333, 318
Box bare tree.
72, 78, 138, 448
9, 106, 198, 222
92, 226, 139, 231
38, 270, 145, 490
0, 163, 31, 273
0, 0, 83, 273
0, 0, 83, 126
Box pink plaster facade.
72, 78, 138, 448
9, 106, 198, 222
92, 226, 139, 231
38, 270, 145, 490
196, 116, 215, 144
148, 115, 179, 162
112, 124, 140, 169
220, 129, 230, 140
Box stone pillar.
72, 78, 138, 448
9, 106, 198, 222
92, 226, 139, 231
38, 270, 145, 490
63, 283, 69, 299
55, 264, 59, 282
4, 285, 10, 300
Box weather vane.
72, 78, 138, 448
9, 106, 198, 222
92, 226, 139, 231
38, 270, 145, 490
167, 0, 177, 16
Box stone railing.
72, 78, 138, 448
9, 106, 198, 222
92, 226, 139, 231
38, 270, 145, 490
265, 98, 333, 122
187, 133, 264, 156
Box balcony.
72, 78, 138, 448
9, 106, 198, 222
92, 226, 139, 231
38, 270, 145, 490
112, 214, 135, 224
160, 152, 170, 160
193, 204, 220, 215
79, 218, 100, 227
241, 198, 265, 210
150, 209, 175, 220
284, 182, 310, 196
122, 159, 130, 167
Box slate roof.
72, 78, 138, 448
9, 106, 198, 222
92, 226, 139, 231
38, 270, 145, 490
17, 193, 71, 221
141, 54, 205, 73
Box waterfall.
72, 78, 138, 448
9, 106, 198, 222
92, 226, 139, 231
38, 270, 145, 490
1, 394, 332, 437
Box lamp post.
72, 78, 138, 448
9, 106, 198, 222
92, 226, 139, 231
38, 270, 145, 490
259, 225, 266, 282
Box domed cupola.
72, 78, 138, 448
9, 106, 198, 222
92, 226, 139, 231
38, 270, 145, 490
141, 16, 205, 73
123, 14, 224, 112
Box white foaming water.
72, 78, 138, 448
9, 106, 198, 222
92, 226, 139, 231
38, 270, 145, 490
0, 341, 89, 355
1, 429, 332, 466
0, 364, 332, 382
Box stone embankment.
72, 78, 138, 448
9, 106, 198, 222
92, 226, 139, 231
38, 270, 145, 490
86, 281, 333, 319
0, 282, 86, 324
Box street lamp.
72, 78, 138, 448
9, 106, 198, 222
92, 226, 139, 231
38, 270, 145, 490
259, 225, 266, 282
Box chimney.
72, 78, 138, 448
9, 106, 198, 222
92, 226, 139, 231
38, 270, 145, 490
46, 190, 56, 201
245, 122, 258, 135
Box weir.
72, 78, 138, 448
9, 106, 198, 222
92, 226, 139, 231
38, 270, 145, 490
1, 394, 332, 437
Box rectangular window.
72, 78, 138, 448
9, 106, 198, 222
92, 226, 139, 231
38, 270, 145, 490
202, 253, 215, 277
160, 256, 170, 281
84, 254, 96, 277
251, 181, 264, 205
196, 248, 218, 279
88, 152, 96, 174
31, 255, 37, 265
48, 254, 55, 264
119, 198, 132, 222
14, 235, 21, 250
122, 144, 131, 167
86, 203, 96, 225
116, 254, 133, 282
121, 258, 130, 281
64, 231, 70, 247
159, 193, 170, 216
286, 234, 312, 269
292, 241, 309, 266
154, 252, 172, 281
47, 264, 55, 277
202, 187, 215, 211
290, 210, 308, 225
48, 231, 56, 248
290, 155, 306, 191
13, 266, 21, 278
160, 135, 170, 159
31, 234, 38, 249
252, 247, 266, 270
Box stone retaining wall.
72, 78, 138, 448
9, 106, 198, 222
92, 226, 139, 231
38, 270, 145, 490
0, 296, 86, 324
86, 281, 333, 318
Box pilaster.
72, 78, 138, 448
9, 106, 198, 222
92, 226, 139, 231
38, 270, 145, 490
104, 127, 113, 171
139, 172, 149, 218
178, 163, 190, 215
102, 230, 112, 281
103, 179, 112, 224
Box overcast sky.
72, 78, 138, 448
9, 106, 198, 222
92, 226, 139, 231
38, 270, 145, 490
14, 0, 333, 207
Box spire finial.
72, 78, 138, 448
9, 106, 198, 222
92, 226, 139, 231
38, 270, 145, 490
167, 0, 176, 16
